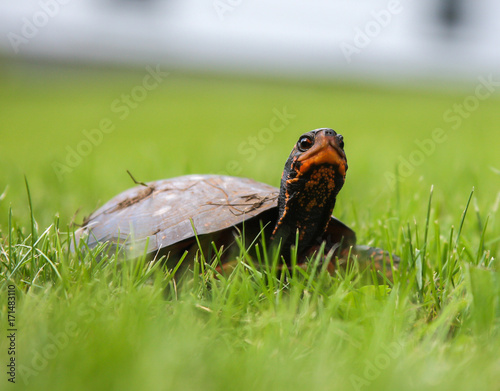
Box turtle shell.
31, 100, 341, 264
75, 174, 356, 260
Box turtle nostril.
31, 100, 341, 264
324, 129, 335, 137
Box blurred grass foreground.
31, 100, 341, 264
0, 64, 500, 391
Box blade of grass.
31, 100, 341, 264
476, 216, 489, 266
24, 176, 38, 273
190, 218, 206, 276
456, 187, 474, 247
423, 185, 434, 250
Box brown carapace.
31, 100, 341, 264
74, 128, 398, 279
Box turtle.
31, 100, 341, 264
74, 128, 398, 278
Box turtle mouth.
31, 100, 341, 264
296, 131, 347, 177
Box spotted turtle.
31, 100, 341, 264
75, 128, 397, 276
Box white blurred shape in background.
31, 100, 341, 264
0, 0, 498, 82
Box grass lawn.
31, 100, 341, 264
1, 63, 499, 391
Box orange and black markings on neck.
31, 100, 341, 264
294, 165, 338, 239
272, 164, 338, 240
298, 165, 337, 211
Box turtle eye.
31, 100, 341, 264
337, 134, 344, 149
297, 136, 313, 152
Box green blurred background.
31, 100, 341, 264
1, 62, 498, 242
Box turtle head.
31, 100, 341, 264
285, 128, 347, 179
272, 128, 348, 256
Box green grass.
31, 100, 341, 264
1, 63, 499, 390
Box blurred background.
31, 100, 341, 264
1, 0, 500, 80
0, 0, 499, 231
